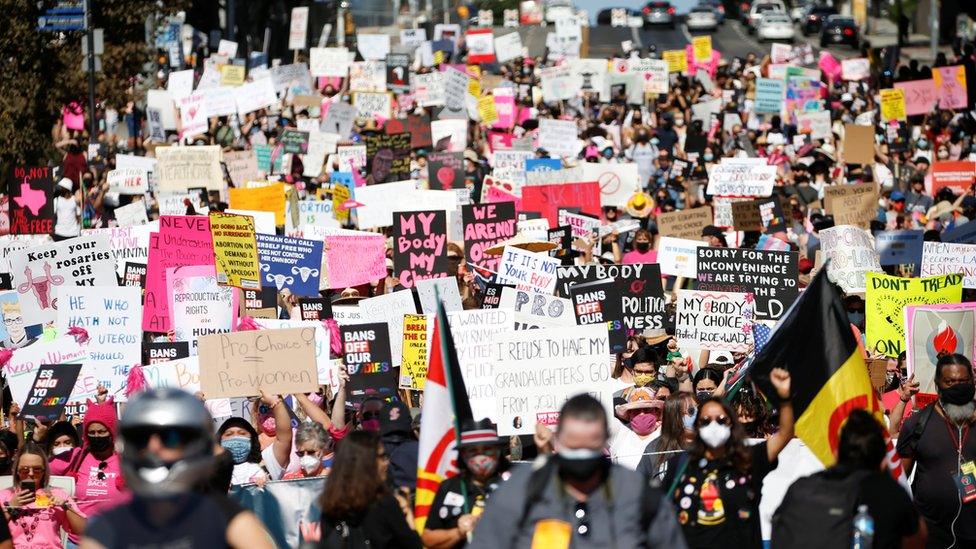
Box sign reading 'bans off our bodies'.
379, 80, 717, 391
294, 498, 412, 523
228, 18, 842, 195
198, 328, 318, 398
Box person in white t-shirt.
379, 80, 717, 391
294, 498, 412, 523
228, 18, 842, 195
53, 177, 80, 240
608, 386, 666, 470
216, 391, 293, 486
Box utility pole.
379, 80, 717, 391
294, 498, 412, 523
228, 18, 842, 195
337, 1, 346, 46
930, 0, 938, 60
83, 0, 96, 229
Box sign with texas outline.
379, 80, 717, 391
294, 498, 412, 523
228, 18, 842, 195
9, 166, 54, 235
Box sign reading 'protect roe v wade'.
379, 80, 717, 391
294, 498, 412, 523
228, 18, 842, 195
198, 328, 318, 398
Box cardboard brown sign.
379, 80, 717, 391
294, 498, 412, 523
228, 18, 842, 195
843, 124, 876, 165
731, 200, 763, 232
198, 328, 318, 398
657, 206, 712, 240
824, 182, 877, 229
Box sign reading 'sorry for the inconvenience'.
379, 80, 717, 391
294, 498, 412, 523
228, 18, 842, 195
696, 247, 798, 320
198, 328, 318, 399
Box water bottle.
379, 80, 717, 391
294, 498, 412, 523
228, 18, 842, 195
852, 504, 874, 549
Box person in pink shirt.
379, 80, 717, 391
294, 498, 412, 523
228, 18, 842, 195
0, 442, 86, 548
622, 229, 658, 265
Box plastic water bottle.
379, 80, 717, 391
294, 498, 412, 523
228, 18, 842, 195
852, 504, 874, 549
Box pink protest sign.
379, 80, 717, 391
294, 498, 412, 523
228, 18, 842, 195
485, 185, 523, 212
492, 89, 517, 130
933, 66, 968, 110
684, 46, 720, 78
143, 216, 217, 333
323, 232, 386, 289
818, 51, 842, 82
487, 131, 515, 152
62, 103, 85, 131
894, 79, 938, 116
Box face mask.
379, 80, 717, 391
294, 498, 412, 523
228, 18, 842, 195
651, 138, 660, 146
87, 434, 113, 454
917, 139, 929, 150
556, 448, 607, 481
940, 382, 976, 405
635, 241, 651, 253
360, 418, 381, 432
938, 150, 949, 159
299, 455, 321, 474
674, 119, 685, 127
704, 153, 714, 162
682, 414, 696, 431
633, 372, 655, 387
464, 453, 500, 478
847, 311, 865, 327
695, 390, 712, 403
221, 436, 252, 464
629, 411, 660, 436
52, 446, 72, 456
698, 422, 731, 449
260, 416, 276, 437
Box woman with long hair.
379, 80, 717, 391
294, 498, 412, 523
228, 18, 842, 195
663, 368, 794, 549
637, 392, 696, 481
319, 431, 421, 548
0, 443, 85, 547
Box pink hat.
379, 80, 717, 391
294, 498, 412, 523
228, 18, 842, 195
84, 397, 118, 439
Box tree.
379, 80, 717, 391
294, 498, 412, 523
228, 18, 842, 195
0, 0, 189, 179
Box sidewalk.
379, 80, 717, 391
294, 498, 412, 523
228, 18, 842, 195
862, 16, 951, 63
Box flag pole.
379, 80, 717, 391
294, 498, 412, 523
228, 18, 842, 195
433, 287, 470, 516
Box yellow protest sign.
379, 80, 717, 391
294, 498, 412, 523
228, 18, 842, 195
865, 272, 963, 357
468, 77, 482, 98
663, 50, 688, 74
692, 36, 712, 63
209, 212, 261, 290
229, 182, 286, 226
879, 88, 907, 121
400, 314, 431, 390
332, 183, 350, 224
477, 95, 498, 126
220, 64, 246, 86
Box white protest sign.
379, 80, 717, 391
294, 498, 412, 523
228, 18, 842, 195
235, 78, 279, 117
400, 28, 427, 47
179, 92, 207, 140
359, 290, 418, 367
841, 58, 870, 81
86, 224, 156, 276
540, 65, 576, 102
706, 161, 777, 197
796, 111, 832, 141
430, 119, 468, 152
146, 89, 177, 130
658, 237, 705, 278
142, 355, 201, 393
348, 61, 387, 92
353, 92, 392, 119
168, 269, 235, 353
494, 33, 523, 63
579, 163, 640, 208
416, 277, 464, 314
496, 246, 559, 294
412, 72, 446, 107
357, 34, 391, 60
107, 168, 148, 195
498, 287, 576, 329
166, 69, 194, 102
226, 209, 276, 235
114, 202, 149, 227
200, 86, 238, 118
537, 119, 579, 158
494, 324, 616, 435
448, 308, 513, 421
819, 225, 883, 293
302, 132, 340, 178
310, 47, 350, 77
289, 6, 309, 50
675, 290, 754, 352
8, 335, 88, 407
921, 242, 976, 288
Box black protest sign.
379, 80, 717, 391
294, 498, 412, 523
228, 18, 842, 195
21, 364, 83, 420
757, 196, 787, 234
557, 263, 667, 332
385, 115, 432, 149
548, 226, 572, 257
462, 201, 517, 272
569, 279, 626, 353
243, 286, 278, 310
696, 246, 798, 320
481, 283, 509, 308
341, 322, 396, 401
123, 262, 148, 288
0, 273, 11, 291
393, 210, 449, 288
427, 152, 465, 190
299, 297, 332, 321
364, 132, 411, 183
9, 166, 55, 235
142, 341, 191, 365
386, 53, 411, 94
280, 129, 310, 154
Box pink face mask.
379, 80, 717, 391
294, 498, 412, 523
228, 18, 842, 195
629, 411, 660, 436
260, 416, 276, 437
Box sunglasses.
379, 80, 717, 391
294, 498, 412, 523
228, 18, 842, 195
123, 427, 197, 451
698, 416, 731, 428
97, 461, 108, 481
17, 466, 44, 475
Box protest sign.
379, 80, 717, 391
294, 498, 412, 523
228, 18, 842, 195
21, 363, 83, 420
321, 101, 357, 137
446, 308, 513, 420
57, 285, 141, 394
697, 247, 798, 320
894, 79, 938, 116
9, 235, 117, 326
663, 50, 687, 73
86, 224, 154, 276
209, 212, 260, 290
706, 162, 777, 197
348, 61, 386, 92
430, 118, 468, 152
8, 166, 55, 235
921, 241, 976, 288
823, 182, 878, 229
107, 168, 148, 195
199, 328, 318, 398
279, 129, 309, 155
657, 207, 712, 240
521, 182, 601, 227
466, 28, 495, 63
416, 277, 464, 314
413, 72, 445, 107
875, 230, 924, 271
537, 119, 579, 158
384, 115, 433, 149
731, 200, 763, 231
309, 47, 350, 77
289, 6, 309, 49
754, 78, 784, 114
200, 86, 237, 118
932, 65, 968, 109
353, 91, 393, 120
357, 33, 391, 60
494, 32, 523, 63
168, 267, 237, 352
676, 290, 754, 352
493, 324, 616, 435
865, 272, 963, 357
155, 145, 223, 193
143, 341, 190, 365
569, 278, 625, 353
341, 323, 395, 401
578, 163, 641, 208
252, 319, 334, 387
556, 263, 667, 332
879, 88, 907, 121
818, 225, 883, 293
462, 202, 517, 272
7, 335, 88, 407
692, 36, 712, 62
496, 246, 559, 294
298, 298, 331, 321
841, 58, 870, 81
906, 303, 976, 395
322, 229, 386, 289
229, 183, 286, 226
796, 111, 832, 141
114, 202, 149, 228
658, 237, 704, 278
939, 221, 976, 244
363, 133, 411, 183
930, 161, 976, 195
143, 217, 215, 332
558, 210, 601, 252
235, 78, 279, 117
359, 290, 417, 367
427, 152, 465, 190
842, 124, 876, 165
226, 209, 275, 235
393, 211, 448, 288
123, 262, 147, 287
179, 92, 207, 140
256, 234, 323, 296
540, 65, 575, 103
499, 287, 575, 330
400, 314, 432, 390
385, 54, 410, 94
481, 283, 507, 309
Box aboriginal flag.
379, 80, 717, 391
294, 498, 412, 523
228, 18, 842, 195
748, 265, 880, 466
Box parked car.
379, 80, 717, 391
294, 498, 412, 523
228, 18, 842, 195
757, 13, 796, 42
701, 0, 726, 23
687, 5, 720, 30
643, 1, 676, 28
596, 7, 642, 25
801, 4, 838, 35
820, 15, 860, 48
746, 1, 785, 33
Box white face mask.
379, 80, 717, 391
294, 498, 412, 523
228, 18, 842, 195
52, 446, 72, 456
299, 455, 321, 474
699, 422, 731, 448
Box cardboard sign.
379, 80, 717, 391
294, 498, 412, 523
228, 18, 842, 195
906, 303, 976, 395
462, 202, 517, 273
818, 225, 883, 293
341, 323, 396, 401
499, 287, 575, 330
865, 272, 963, 357
256, 234, 323, 296
823, 183, 878, 229
842, 124, 875, 165
676, 290, 754, 352
199, 328, 318, 398
155, 145, 224, 193
930, 161, 976, 195
731, 200, 764, 232
697, 247, 798, 320
658, 237, 704, 278
921, 242, 976, 288
21, 364, 83, 420
657, 207, 712, 240
229, 183, 286, 226
569, 278, 625, 354
143, 341, 190, 365
894, 79, 938, 116
8, 166, 55, 235
496, 246, 559, 294
209, 212, 260, 290
400, 314, 432, 390
448, 308, 513, 421
252, 319, 335, 387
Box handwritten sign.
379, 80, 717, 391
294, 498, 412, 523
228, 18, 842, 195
676, 290, 754, 352
322, 229, 387, 289
921, 242, 976, 288
199, 328, 318, 398
657, 207, 712, 240
8, 166, 54, 235
824, 183, 878, 229
496, 246, 559, 294
894, 79, 938, 116
210, 212, 260, 289
462, 202, 517, 273
168, 267, 237, 352
143, 216, 215, 332
880, 88, 907, 121
932, 65, 967, 109
448, 308, 513, 420
393, 211, 448, 288
155, 145, 224, 193
819, 225, 883, 293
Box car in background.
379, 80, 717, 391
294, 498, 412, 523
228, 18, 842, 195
687, 5, 720, 30
643, 1, 676, 28
757, 13, 796, 42
801, 4, 838, 35
820, 15, 860, 48
596, 7, 642, 25
700, 0, 726, 23
746, 1, 786, 33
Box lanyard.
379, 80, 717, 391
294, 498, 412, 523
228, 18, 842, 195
943, 417, 970, 456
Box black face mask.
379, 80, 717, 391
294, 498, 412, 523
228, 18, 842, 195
635, 241, 651, 253
940, 382, 976, 405
87, 434, 113, 453
557, 454, 609, 481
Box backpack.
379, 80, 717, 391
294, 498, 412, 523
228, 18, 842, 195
770, 469, 871, 549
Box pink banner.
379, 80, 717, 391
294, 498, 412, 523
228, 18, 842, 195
684, 46, 720, 78
323, 233, 386, 289
818, 51, 842, 82
143, 216, 216, 332
492, 90, 517, 130
485, 185, 522, 212
62, 103, 85, 131
933, 66, 968, 110
894, 79, 938, 116
487, 131, 514, 151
